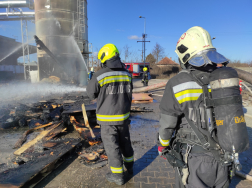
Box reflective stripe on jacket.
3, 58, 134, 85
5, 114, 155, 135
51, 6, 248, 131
87, 65, 133, 125
97, 71, 132, 87
173, 81, 211, 104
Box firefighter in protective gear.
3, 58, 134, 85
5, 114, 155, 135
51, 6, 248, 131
142, 67, 149, 86
87, 43, 134, 185
157, 26, 249, 188
88, 67, 94, 81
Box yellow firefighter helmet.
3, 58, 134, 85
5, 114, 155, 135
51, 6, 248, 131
98, 43, 119, 63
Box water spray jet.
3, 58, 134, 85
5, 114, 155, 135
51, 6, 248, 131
0, 82, 86, 107
0, 38, 35, 63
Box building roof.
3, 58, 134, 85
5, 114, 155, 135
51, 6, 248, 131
125, 62, 150, 64
18, 61, 38, 66
157, 57, 178, 65
0, 35, 37, 65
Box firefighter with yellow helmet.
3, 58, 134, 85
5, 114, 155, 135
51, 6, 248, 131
87, 43, 134, 185
142, 66, 149, 86
157, 26, 249, 187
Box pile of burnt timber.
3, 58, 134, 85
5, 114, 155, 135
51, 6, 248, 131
0, 94, 100, 187
1, 137, 81, 188
0, 93, 153, 187
78, 143, 109, 169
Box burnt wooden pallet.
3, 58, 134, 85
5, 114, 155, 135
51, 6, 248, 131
63, 103, 97, 114
0, 138, 81, 188
132, 93, 153, 103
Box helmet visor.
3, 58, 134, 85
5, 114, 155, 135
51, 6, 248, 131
188, 49, 229, 67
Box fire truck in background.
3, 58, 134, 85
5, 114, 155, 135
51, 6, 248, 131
124, 62, 150, 77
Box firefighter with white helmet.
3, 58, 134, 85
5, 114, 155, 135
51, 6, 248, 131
175, 26, 228, 69
158, 26, 249, 187
87, 43, 134, 185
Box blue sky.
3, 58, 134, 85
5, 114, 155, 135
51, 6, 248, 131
0, 0, 251, 63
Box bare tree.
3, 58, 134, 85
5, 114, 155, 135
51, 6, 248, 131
117, 47, 122, 58
129, 51, 141, 62
146, 53, 156, 67
94, 47, 102, 67
123, 44, 132, 63
152, 43, 165, 63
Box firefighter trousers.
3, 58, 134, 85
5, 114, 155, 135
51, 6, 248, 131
101, 124, 134, 174
175, 152, 230, 188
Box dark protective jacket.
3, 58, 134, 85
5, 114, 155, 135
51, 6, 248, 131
159, 68, 240, 188
87, 57, 133, 126
88, 71, 94, 80
142, 71, 148, 81
158, 69, 211, 147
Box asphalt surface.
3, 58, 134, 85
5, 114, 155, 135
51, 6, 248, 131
33, 79, 252, 188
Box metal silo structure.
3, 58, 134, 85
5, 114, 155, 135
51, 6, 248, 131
34, 0, 88, 86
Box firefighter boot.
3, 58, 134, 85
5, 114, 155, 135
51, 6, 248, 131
106, 172, 125, 185
124, 162, 134, 175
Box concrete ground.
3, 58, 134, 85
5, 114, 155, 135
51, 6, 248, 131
33, 79, 252, 188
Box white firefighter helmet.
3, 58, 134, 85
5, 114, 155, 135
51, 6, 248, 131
175, 26, 228, 67
91, 67, 94, 72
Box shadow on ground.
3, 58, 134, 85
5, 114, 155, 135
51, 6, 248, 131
126, 145, 158, 182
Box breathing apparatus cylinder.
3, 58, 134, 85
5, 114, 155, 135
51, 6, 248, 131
209, 67, 249, 153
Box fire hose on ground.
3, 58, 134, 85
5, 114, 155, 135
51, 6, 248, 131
133, 68, 252, 182
241, 82, 252, 95
235, 171, 252, 182
133, 81, 167, 93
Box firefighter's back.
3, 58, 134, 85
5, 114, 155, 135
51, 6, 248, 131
92, 66, 133, 125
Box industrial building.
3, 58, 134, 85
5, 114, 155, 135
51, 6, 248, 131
0, 35, 37, 80
0, 0, 89, 85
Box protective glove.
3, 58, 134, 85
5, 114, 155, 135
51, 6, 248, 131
239, 80, 242, 94
158, 146, 167, 160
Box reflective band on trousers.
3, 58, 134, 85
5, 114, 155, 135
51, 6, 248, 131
111, 166, 124, 173
159, 135, 170, 147
123, 155, 134, 162
97, 112, 130, 122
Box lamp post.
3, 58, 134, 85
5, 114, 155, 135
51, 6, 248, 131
139, 16, 146, 34
139, 16, 146, 67
137, 16, 150, 87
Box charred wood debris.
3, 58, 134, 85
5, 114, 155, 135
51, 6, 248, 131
0, 93, 152, 187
